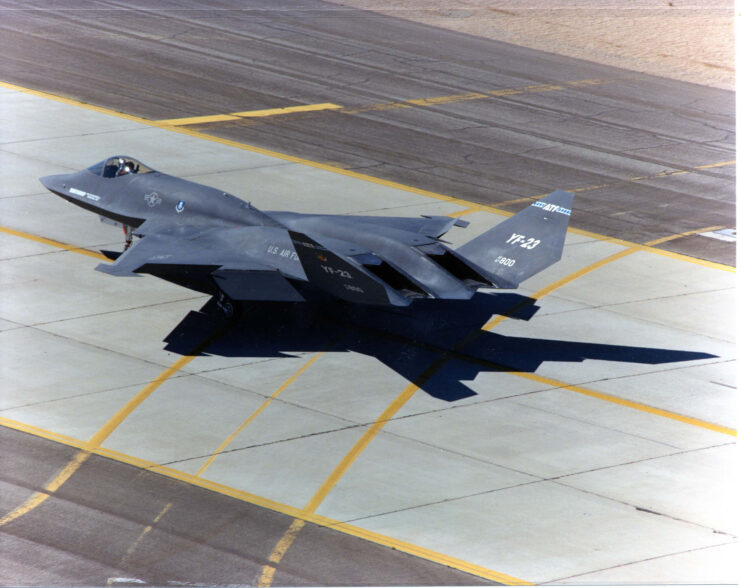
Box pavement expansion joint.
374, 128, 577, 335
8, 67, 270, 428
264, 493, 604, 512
546, 542, 736, 585
161, 422, 368, 468
553, 475, 738, 536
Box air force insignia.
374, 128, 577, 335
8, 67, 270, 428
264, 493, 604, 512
144, 192, 162, 207
175, 200, 186, 213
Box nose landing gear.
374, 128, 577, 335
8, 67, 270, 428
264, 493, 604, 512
123, 225, 133, 250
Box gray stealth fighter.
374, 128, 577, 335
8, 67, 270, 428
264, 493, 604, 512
41, 155, 573, 316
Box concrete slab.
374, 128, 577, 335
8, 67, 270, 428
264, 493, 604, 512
197, 425, 370, 509
560, 443, 738, 533
513, 389, 732, 452
0, 91, 141, 144
0, 248, 198, 326
0, 192, 122, 246
0, 149, 64, 199
252, 350, 432, 424
0, 327, 162, 414
555, 541, 738, 585
355, 481, 730, 584
488, 300, 733, 388
554, 249, 736, 308
581, 360, 738, 431
315, 431, 539, 522
38, 298, 211, 371
0, 231, 53, 260
380, 395, 682, 480
101, 375, 275, 473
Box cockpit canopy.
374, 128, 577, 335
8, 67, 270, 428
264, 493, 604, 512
87, 156, 154, 178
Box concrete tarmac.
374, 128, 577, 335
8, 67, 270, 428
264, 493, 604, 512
0, 2, 737, 586
0, 0, 735, 265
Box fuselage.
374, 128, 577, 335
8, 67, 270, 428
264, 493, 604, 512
41, 156, 496, 304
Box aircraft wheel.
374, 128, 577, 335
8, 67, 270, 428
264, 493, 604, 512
221, 300, 235, 318
216, 292, 240, 320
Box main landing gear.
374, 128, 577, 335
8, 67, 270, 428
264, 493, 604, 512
215, 290, 240, 320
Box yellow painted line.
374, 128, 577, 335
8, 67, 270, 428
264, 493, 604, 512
0, 450, 90, 527
406, 92, 489, 106
0, 324, 229, 528
696, 160, 736, 169
517, 372, 737, 437
257, 519, 307, 587
118, 501, 173, 569
158, 113, 241, 126
483, 247, 639, 332
86, 354, 200, 448
447, 206, 482, 217
0, 225, 109, 262
158, 103, 343, 126
645, 225, 726, 246
0, 418, 532, 585
478, 242, 736, 437
0, 416, 88, 449
195, 352, 325, 477
303, 239, 734, 537
304, 375, 428, 513
347, 78, 619, 114
2, 80, 732, 273
325, 519, 532, 585
232, 102, 342, 118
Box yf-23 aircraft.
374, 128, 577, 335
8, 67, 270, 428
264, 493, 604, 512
41, 156, 573, 317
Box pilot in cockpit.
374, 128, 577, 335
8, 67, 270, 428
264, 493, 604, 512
116, 158, 139, 176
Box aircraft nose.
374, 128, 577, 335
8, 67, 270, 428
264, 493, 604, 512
39, 173, 72, 195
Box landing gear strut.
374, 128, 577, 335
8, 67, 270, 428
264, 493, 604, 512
215, 290, 238, 319
123, 225, 133, 250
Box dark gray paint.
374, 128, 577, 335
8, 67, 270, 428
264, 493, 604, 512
40, 157, 573, 308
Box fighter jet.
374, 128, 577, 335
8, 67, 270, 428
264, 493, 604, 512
40, 155, 573, 317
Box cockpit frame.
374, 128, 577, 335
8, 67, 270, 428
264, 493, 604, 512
88, 156, 154, 178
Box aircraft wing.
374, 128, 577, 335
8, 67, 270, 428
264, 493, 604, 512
96, 226, 305, 302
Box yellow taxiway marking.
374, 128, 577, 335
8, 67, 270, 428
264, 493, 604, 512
0, 323, 229, 528
0, 449, 90, 527
696, 160, 736, 170
286, 238, 736, 566
158, 78, 616, 126
1, 80, 732, 274
644, 225, 726, 246
156, 78, 617, 126
343, 78, 617, 114
0, 225, 109, 262
196, 352, 325, 477
159, 103, 343, 126
259, 226, 735, 583
233, 102, 343, 118
518, 372, 737, 437
3, 221, 731, 441
257, 518, 307, 587
0, 416, 531, 586
113, 501, 174, 578
159, 113, 241, 126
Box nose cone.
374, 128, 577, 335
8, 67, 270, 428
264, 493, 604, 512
39, 173, 72, 195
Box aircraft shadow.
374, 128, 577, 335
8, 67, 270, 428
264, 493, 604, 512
163, 292, 717, 402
